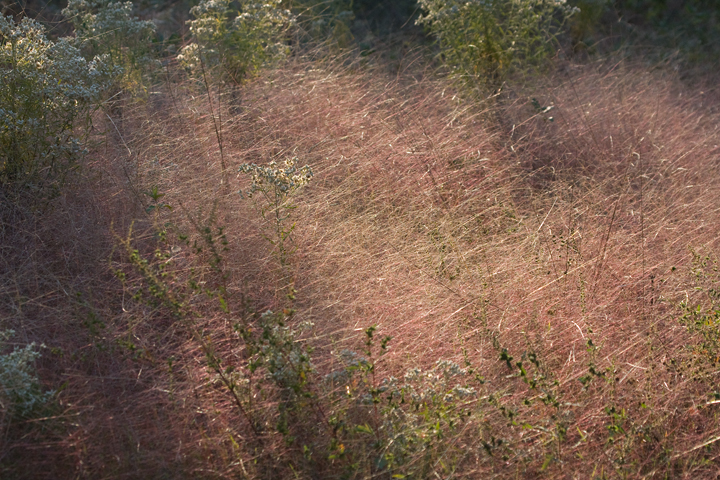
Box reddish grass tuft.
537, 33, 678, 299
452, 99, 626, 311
4, 50, 720, 478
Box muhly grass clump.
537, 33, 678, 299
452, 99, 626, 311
107, 61, 720, 477
216, 61, 720, 477
46, 56, 720, 477
5, 2, 720, 476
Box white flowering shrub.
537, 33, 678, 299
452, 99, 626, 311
0, 330, 54, 420
329, 334, 477, 476
417, 0, 578, 86
378, 361, 477, 473
63, 0, 157, 92
232, 309, 315, 408
178, 0, 295, 84
0, 15, 115, 198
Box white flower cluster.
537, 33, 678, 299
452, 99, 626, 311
401, 360, 476, 405
235, 1, 295, 26
63, 0, 157, 89
63, 0, 156, 45
178, 0, 294, 83
0, 330, 54, 419
0, 16, 114, 101
238, 157, 313, 199
324, 349, 369, 384
0, 15, 116, 187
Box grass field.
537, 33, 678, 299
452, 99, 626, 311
2, 2, 720, 477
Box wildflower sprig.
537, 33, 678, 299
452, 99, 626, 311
239, 157, 313, 269
237, 310, 315, 394
239, 157, 313, 198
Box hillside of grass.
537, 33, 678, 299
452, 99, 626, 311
2, 1, 720, 478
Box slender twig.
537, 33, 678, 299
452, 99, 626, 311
199, 55, 228, 187
590, 195, 620, 301
671, 434, 720, 460
635, 151, 645, 319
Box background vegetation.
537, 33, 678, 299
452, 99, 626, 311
1, 0, 720, 478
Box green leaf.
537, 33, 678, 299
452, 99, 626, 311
218, 295, 229, 313
355, 424, 374, 435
